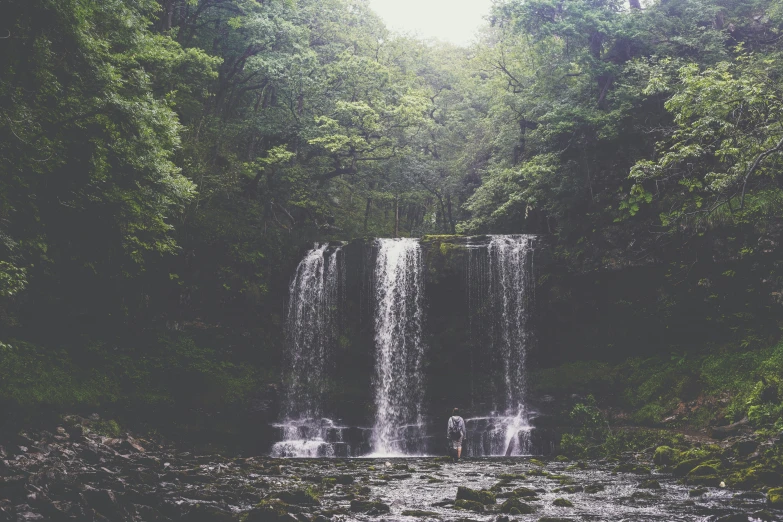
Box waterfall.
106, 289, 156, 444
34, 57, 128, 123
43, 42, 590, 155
272, 243, 351, 457
466, 235, 535, 456
371, 238, 426, 455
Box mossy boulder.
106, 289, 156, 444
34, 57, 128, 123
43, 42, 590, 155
673, 459, 703, 477
454, 499, 485, 512
401, 509, 440, 517
456, 486, 496, 505
727, 466, 783, 489
511, 486, 538, 498
689, 488, 707, 497
350, 500, 390, 513
530, 458, 546, 467
767, 487, 783, 507
653, 446, 680, 466
498, 473, 527, 480
637, 479, 661, 490
501, 497, 535, 514
688, 464, 720, 477
613, 463, 651, 474
553, 498, 573, 507
584, 484, 605, 494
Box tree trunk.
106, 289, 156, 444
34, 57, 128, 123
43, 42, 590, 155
364, 198, 372, 234
446, 193, 456, 234
394, 196, 400, 238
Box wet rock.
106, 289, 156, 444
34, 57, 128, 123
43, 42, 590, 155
689, 488, 708, 497
584, 483, 605, 494
653, 446, 679, 466
0, 475, 28, 503
612, 463, 650, 474
350, 499, 390, 513
81, 487, 122, 519
553, 498, 573, 507
456, 486, 496, 505
673, 459, 703, 477
511, 486, 538, 498
276, 489, 320, 506
555, 485, 583, 493
751, 509, 775, 521
767, 487, 783, 507
538, 518, 575, 522
637, 479, 661, 489
714, 514, 750, 522
454, 499, 485, 512
182, 504, 236, 522
401, 509, 440, 517
246, 499, 296, 522
689, 464, 720, 477
734, 491, 765, 500
732, 439, 759, 457
500, 497, 535, 514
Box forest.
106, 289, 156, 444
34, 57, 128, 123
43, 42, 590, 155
3, 0, 783, 448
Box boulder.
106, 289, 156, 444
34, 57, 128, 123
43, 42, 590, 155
501, 497, 535, 514
454, 499, 484, 512
456, 486, 496, 505
767, 487, 783, 508
349, 500, 390, 513
653, 446, 679, 466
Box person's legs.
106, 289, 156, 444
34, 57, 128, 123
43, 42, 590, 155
457, 446, 462, 459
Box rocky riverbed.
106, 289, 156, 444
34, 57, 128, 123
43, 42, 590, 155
1, 420, 782, 521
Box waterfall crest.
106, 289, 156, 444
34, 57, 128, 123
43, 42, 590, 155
371, 238, 426, 455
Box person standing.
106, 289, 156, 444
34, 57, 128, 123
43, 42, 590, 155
447, 408, 467, 461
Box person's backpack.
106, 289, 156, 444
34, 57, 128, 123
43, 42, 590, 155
448, 417, 462, 441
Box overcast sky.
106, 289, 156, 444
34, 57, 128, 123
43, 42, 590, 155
367, 0, 493, 46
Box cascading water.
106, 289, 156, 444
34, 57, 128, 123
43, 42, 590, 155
371, 238, 426, 455
272, 243, 356, 457
466, 235, 536, 456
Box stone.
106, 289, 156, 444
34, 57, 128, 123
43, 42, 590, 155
584, 483, 605, 494
714, 515, 750, 522
349, 500, 390, 513
612, 463, 651, 474
454, 499, 484, 512
500, 497, 535, 514
732, 439, 759, 457
276, 489, 320, 506
553, 498, 573, 507
673, 459, 703, 477
511, 486, 538, 498
637, 479, 661, 489
767, 487, 783, 507
401, 509, 440, 517
456, 486, 496, 505
653, 446, 679, 466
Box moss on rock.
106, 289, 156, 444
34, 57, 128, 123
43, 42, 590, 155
766, 487, 783, 507
653, 446, 680, 466
553, 498, 573, 507
456, 486, 496, 505
501, 497, 535, 514
454, 499, 485, 512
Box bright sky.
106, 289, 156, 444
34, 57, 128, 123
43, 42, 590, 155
367, 0, 493, 46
